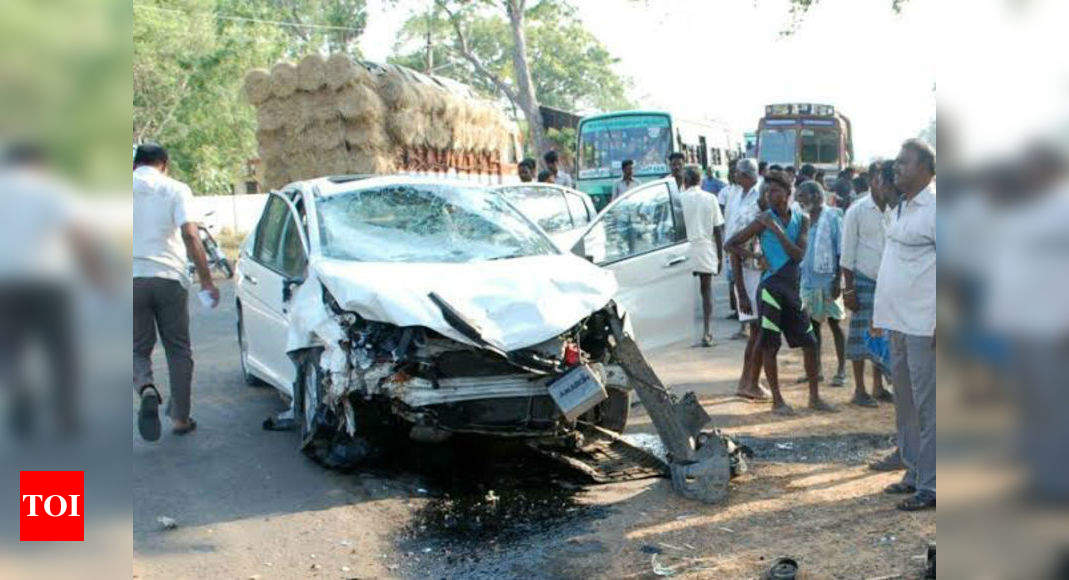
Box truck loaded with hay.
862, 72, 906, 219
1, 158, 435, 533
244, 54, 522, 191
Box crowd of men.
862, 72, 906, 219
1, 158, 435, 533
671, 139, 937, 512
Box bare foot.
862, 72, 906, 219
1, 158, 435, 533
772, 401, 796, 415
850, 393, 879, 407
808, 398, 839, 413
737, 386, 772, 402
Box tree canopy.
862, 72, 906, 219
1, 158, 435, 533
133, 0, 368, 194
390, 0, 633, 115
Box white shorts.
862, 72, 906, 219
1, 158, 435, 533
689, 240, 718, 275
734, 267, 763, 322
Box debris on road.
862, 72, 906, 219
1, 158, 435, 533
156, 516, 177, 530
763, 557, 799, 579
651, 554, 677, 576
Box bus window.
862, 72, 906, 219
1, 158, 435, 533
578, 114, 671, 179
758, 128, 796, 165
799, 129, 840, 164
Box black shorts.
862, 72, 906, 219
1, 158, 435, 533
757, 275, 817, 350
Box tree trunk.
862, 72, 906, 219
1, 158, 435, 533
506, 0, 547, 165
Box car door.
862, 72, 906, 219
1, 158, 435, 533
238, 191, 308, 393
572, 180, 695, 351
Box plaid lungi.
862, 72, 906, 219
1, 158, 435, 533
846, 273, 877, 360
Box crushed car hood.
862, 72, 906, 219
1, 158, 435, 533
287, 254, 617, 353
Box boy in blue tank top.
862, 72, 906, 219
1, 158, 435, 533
724, 171, 838, 415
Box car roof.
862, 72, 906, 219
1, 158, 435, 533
293, 174, 497, 197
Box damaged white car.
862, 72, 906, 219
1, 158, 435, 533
236, 175, 698, 466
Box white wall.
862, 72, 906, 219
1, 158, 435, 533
188, 194, 267, 234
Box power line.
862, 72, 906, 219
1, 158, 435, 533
133, 3, 365, 34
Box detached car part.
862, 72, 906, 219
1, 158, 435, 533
606, 306, 734, 504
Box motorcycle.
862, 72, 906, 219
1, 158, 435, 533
188, 211, 234, 279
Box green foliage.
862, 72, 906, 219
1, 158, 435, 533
133, 0, 367, 194
545, 127, 576, 164
391, 0, 633, 114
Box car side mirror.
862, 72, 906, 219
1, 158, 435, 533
282, 277, 304, 302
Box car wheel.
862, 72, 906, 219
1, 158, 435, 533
237, 307, 265, 387
298, 357, 324, 444
594, 387, 630, 434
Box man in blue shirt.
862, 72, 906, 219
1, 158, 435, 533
796, 181, 847, 389
726, 170, 837, 415
701, 167, 726, 195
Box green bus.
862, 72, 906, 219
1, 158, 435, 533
575, 110, 739, 210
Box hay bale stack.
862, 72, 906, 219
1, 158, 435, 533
244, 69, 272, 106
377, 71, 418, 111
256, 99, 286, 132
385, 109, 427, 147
270, 62, 298, 99
337, 84, 384, 124
249, 55, 515, 188
344, 121, 390, 152
324, 53, 358, 90
297, 54, 327, 92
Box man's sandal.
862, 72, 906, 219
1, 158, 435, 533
173, 418, 198, 436
138, 385, 162, 442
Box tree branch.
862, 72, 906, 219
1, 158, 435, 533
436, 0, 519, 103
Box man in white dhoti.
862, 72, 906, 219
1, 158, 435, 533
680, 166, 725, 347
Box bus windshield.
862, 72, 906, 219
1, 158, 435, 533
758, 128, 796, 165
578, 114, 671, 179
799, 129, 840, 164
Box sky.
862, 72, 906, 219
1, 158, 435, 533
361, 0, 938, 163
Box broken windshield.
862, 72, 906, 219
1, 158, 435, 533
316, 183, 559, 263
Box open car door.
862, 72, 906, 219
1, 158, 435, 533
571, 179, 696, 351
237, 190, 309, 394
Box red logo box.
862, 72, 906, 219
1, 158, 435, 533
19, 471, 84, 541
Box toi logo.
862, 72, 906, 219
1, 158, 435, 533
19, 471, 84, 541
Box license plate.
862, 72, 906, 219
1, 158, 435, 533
548, 365, 608, 422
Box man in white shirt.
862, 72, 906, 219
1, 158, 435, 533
133, 143, 219, 441
679, 167, 724, 347
873, 139, 936, 511
725, 158, 770, 401
841, 161, 897, 408
612, 159, 640, 201
543, 150, 574, 188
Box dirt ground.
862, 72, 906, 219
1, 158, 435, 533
132, 280, 935, 579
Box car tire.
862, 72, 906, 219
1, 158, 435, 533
297, 355, 326, 445
296, 352, 394, 469
237, 307, 265, 387
594, 387, 630, 434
